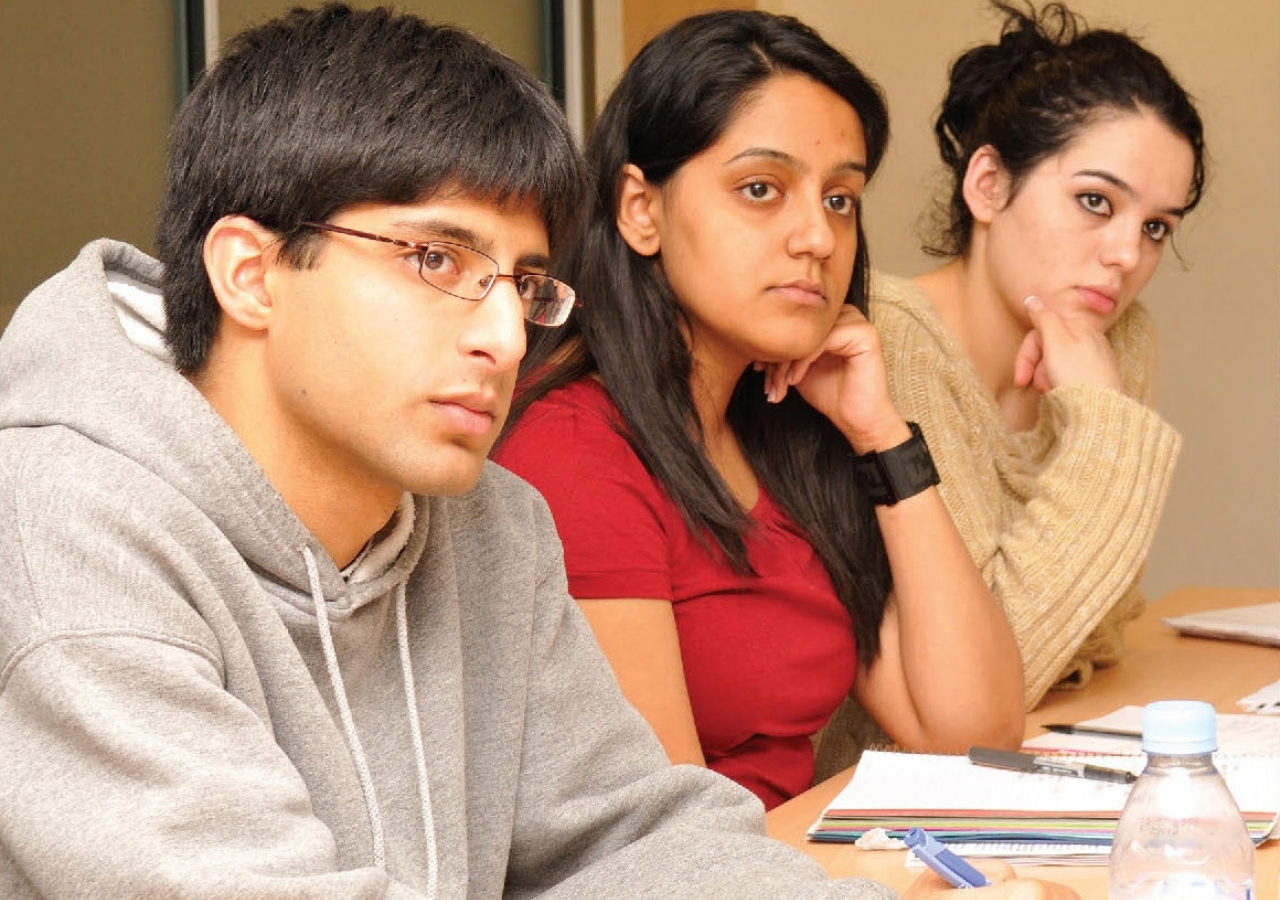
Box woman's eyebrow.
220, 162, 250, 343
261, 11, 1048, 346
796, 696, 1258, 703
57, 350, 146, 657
1075, 169, 1188, 218
724, 147, 868, 177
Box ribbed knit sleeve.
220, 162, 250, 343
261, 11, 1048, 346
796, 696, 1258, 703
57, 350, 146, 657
870, 273, 1181, 707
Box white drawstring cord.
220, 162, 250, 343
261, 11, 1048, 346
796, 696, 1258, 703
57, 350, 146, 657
395, 582, 439, 900
303, 545, 387, 869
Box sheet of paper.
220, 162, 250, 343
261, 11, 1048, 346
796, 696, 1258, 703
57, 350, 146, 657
1239, 678, 1280, 715
821, 748, 1280, 816
823, 750, 1143, 816
1024, 705, 1280, 756
1161, 601, 1280, 647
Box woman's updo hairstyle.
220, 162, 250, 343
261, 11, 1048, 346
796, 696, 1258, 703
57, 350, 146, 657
928, 1, 1206, 256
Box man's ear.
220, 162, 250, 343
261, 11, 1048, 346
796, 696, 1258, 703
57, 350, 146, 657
961, 145, 1013, 225
202, 215, 280, 331
615, 163, 663, 257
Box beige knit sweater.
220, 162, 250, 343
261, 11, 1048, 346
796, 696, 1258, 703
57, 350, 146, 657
812, 273, 1182, 781
870, 271, 1182, 706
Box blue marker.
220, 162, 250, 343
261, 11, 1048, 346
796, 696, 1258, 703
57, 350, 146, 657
903, 827, 989, 889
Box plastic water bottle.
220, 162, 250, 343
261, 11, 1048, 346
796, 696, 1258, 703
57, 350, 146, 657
1109, 700, 1255, 899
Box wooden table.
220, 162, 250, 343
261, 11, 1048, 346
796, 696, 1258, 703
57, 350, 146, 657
766, 587, 1280, 897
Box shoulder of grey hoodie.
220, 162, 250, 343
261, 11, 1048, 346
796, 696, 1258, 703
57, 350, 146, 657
0, 243, 899, 900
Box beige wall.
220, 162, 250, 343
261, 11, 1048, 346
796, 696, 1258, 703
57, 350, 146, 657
218, 0, 545, 76
597, 0, 1279, 595
768, 0, 1280, 596
620, 0, 752, 59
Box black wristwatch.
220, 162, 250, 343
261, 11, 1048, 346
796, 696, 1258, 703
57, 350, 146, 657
852, 422, 941, 506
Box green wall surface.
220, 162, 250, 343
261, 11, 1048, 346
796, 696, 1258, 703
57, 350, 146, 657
1, 4, 179, 327
1, 1, 548, 332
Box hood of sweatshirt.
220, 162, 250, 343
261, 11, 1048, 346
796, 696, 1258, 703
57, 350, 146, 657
0, 239, 427, 607
1, 240, 443, 889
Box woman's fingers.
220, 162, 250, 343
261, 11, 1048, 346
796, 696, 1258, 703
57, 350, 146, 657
1013, 327, 1044, 390
1020, 294, 1124, 392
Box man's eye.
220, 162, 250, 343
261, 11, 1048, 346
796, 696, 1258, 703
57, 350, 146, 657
418, 245, 465, 276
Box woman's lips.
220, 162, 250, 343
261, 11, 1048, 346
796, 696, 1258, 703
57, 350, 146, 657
774, 280, 827, 308
1078, 286, 1118, 316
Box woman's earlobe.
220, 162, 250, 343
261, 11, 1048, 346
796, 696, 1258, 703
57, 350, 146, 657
202, 215, 278, 331
615, 163, 662, 257
962, 145, 1012, 224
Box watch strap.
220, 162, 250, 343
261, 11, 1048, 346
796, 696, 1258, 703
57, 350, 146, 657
852, 421, 941, 506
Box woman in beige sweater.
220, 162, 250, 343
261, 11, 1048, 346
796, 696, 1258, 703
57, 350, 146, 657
868, 3, 1207, 709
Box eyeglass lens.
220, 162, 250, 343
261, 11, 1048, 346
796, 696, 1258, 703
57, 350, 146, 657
298, 222, 575, 327
419, 242, 573, 327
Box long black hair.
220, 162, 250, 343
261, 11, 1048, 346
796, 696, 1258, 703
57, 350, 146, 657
929, 0, 1206, 256
503, 10, 895, 663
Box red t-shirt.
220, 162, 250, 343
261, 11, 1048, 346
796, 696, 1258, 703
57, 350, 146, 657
494, 378, 857, 809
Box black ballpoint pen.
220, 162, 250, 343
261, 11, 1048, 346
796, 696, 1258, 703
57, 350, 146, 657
968, 746, 1138, 784
1042, 723, 1143, 740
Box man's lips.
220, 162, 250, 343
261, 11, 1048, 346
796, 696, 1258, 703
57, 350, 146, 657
431, 393, 501, 436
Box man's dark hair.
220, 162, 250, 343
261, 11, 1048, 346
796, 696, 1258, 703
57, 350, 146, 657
157, 3, 585, 373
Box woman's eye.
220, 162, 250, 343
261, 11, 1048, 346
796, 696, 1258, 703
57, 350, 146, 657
1078, 192, 1111, 215
740, 181, 779, 201
824, 194, 857, 217
1143, 219, 1171, 243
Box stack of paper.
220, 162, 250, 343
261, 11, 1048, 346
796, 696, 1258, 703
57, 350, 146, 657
807, 749, 1280, 861
1024, 705, 1280, 755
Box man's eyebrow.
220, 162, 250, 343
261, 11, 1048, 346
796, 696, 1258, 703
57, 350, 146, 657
1075, 169, 1188, 218
389, 217, 551, 269
724, 147, 868, 177
390, 218, 491, 252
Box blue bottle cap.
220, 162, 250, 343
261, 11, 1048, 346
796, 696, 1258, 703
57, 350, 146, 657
1141, 700, 1217, 754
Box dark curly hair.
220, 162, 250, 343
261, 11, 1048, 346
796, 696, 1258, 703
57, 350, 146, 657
927, 1, 1206, 256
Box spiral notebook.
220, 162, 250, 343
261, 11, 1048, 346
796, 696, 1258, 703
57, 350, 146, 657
806, 748, 1280, 860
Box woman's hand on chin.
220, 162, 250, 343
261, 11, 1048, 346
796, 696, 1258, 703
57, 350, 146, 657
755, 306, 908, 453
1014, 295, 1124, 394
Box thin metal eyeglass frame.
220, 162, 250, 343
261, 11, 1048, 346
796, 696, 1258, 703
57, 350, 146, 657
297, 221, 577, 327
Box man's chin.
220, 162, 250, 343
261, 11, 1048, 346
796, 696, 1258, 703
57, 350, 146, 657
402, 446, 491, 498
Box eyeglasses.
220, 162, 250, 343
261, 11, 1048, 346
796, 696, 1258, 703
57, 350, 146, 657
299, 221, 578, 327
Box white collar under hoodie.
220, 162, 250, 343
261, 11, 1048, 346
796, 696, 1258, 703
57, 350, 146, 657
0, 240, 896, 900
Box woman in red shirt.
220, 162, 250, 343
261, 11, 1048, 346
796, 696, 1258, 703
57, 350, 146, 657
494, 10, 1024, 809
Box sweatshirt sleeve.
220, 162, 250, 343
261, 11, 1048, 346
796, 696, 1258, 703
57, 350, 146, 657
874, 287, 1181, 708
499, 500, 897, 900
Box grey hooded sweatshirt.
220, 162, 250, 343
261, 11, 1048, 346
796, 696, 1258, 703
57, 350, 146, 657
0, 240, 896, 900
